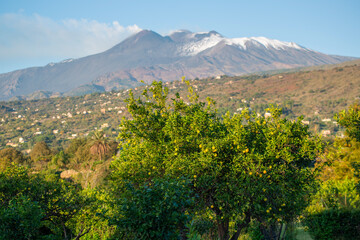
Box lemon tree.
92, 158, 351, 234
110, 81, 321, 240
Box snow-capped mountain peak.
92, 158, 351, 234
225, 37, 304, 50
177, 32, 224, 56
174, 31, 306, 56
0, 29, 353, 101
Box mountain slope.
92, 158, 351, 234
0, 29, 355, 100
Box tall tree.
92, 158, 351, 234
30, 141, 52, 162
110, 81, 321, 240
89, 131, 115, 161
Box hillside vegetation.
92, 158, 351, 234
1, 60, 359, 152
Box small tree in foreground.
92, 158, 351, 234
110, 81, 322, 240
0, 165, 93, 240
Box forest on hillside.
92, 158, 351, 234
1, 81, 360, 239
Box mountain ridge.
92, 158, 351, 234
0, 29, 356, 101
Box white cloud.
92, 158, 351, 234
0, 13, 141, 72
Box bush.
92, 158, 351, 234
0, 147, 25, 171
304, 209, 360, 240
30, 141, 52, 162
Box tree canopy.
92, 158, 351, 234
0, 147, 25, 171
110, 81, 322, 240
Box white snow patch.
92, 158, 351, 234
225, 37, 303, 50
178, 34, 224, 56
60, 58, 74, 63
176, 31, 305, 56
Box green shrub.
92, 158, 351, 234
304, 209, 360, 240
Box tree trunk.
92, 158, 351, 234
229, 212, 251, 240
179, 224, 188, 240
217, 218, 230, 240
260, 223, 278, 240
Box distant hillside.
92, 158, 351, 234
0, 59, 359, 151
0, 30, 356, 101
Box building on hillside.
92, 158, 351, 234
322, 118, 332, 122
264, 112, 272, 118
6, 142, 18, 147
321, 130, 331, 137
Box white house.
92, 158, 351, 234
264, 112, 272, 118
321, 130, 331, 137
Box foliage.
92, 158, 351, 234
111, 81, 322, 240
70, 189, 116, 240
89, 131, 118, 161
0, 164, 95, 239
0, 147, 25, 171
50, 150, 69, 168
303, 208, 360, 240
110, 177, 195, 240
304, 103, 360, 240
335, 102, 360, 141
306, 178, 360, 213
316, 139, 360, 182
30, 141, 52, 162
0, 195, 44, 240
66, 138, 92, 165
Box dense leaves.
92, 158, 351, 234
0, 165, 96, 239
30, 141, 52, 162
110, 81, 322, 240
304, 103, 360, 239
304, 209, 360, 240
111, 177, 195, 239
0, 147, 25, 170
335, 102, 360, 141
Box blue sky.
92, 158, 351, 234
0, 0, 359, 73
